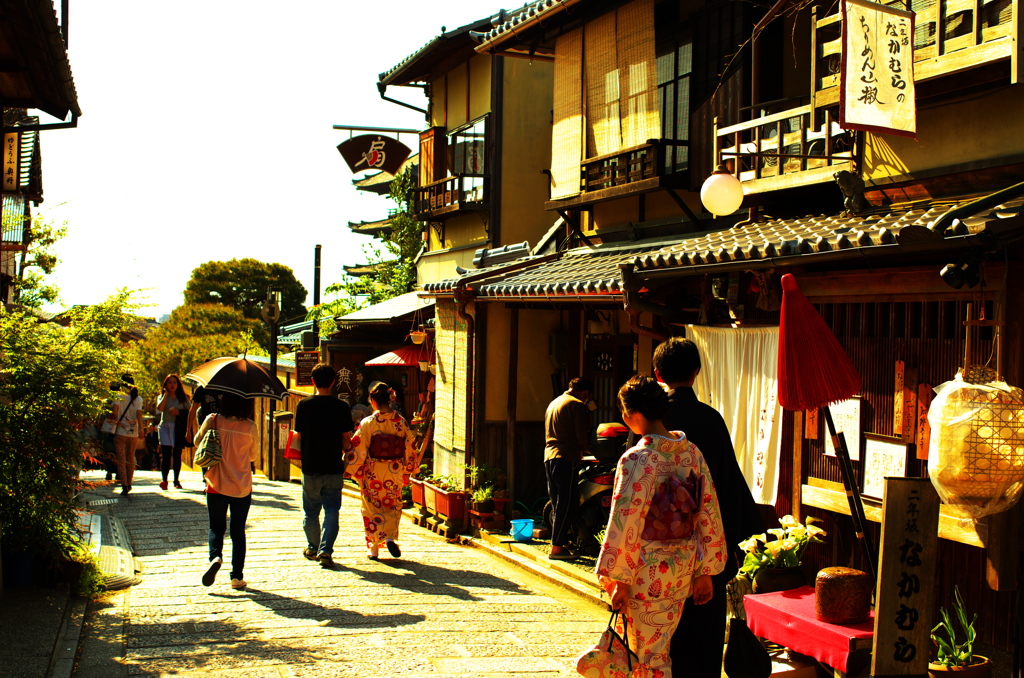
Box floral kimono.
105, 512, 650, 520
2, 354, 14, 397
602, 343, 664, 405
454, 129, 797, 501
345, 411, 420, 549
592, 432, 726, 678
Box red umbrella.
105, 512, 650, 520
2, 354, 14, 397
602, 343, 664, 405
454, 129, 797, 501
185, 357, 287, 400
778, 273, 875, 579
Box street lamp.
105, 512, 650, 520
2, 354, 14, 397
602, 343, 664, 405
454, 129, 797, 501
700, 164, 744, 216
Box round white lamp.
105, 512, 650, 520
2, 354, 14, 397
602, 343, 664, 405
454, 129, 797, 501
700, 164, 744, 216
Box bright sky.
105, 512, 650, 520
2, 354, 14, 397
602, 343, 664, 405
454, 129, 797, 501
39, 0, 495, 320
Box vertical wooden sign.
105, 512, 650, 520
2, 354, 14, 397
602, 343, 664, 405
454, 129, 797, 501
871, 478, 940, 677
805, 408, 819, 439
916, 384, 933, 460
902, 366, 918, 443
2, 133, 18, 191
894, 361, 906, 439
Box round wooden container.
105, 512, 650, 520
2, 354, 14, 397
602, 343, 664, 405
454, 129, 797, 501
815, 567, 872, 624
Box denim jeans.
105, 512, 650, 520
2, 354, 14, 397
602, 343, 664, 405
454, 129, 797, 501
207, 492, 252, 581
303, 473, 344, 556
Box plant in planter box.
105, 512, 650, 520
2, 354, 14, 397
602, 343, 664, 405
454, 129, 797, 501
471, 484, 494, 513
929, 586, 992, 677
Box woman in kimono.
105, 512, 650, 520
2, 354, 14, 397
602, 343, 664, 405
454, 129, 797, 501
346, 382, 420, 560
589, 376, 727, 678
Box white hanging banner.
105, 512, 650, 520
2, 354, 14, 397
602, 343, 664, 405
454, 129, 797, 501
840, 0, 916, 138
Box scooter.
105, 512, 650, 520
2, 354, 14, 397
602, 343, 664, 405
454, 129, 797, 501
543, 423, 629, 556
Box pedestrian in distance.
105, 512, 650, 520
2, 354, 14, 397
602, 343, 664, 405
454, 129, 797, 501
111, 375, 145, 495
294, 363, 353, 569
194, 392, 258, 590
156, 373, 191, 490
650, 338, 765, 678
543, 377, 593, 560
346, 381, 420, 560
590, 375, 727, 678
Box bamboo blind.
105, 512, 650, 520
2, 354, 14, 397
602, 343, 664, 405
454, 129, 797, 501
551, 27, 584, 199
585, 11, 619, 158
618, 0, 659, 149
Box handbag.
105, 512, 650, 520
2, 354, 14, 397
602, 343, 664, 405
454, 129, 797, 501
575, 609, 640, 678
723, 617, 772, 678
194, 415, 223, 469
284, 430, 301, 460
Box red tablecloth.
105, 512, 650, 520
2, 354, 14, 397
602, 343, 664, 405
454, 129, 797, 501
745, 586, 874, 673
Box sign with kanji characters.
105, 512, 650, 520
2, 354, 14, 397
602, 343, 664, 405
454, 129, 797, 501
3, 133, 18, 192
871, 478, 939, 676
841, 0, 916, 138
294, 351, 320, 387
336, 134, 412, 176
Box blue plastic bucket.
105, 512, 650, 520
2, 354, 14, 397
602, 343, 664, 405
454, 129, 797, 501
510, 518, 534, 542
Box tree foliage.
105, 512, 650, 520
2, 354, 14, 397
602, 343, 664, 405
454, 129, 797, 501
9, 215, 66, 308
307, 166, 424, 335
130, 303, 258, 399
0, 290, 140, 558
184, 258, 308, 326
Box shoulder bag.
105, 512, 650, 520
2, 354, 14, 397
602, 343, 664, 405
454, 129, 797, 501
574, 609, 640, 677
194, 414, 223, 469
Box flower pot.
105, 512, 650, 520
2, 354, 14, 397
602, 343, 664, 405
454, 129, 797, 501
410, 478, 425, 506
928, 657, 992, 678
753, 566, 805, 594
472, 499, 494, 514
435, 487, 467, 521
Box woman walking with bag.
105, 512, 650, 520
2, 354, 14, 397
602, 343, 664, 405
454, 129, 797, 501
578, 376, 727, 678
193, 392, 257, 589
156, 374, 191, 490
345, 382, 421, 560
111, 375, 144, 495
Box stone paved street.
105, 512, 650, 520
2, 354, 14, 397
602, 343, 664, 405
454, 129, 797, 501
75, 470, 607, 677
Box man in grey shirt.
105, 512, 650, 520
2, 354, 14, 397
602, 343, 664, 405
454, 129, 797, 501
543, 377, 592, 560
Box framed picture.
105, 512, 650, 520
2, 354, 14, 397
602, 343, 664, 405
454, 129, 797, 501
824, 396, 863, 461
862, 433, 909, 500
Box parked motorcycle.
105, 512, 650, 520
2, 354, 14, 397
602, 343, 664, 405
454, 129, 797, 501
543, 423, 630, 556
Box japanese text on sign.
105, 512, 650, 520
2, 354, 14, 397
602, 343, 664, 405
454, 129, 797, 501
841, 0, 916, 137
3, 134, 18, 192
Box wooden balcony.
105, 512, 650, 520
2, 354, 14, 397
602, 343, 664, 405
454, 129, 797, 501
716, 105, 856, 194
411, 173, 488, 220
545, 139, 688, 210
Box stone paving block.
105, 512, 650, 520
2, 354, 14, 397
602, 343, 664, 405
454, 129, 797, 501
433, 657, 564, 673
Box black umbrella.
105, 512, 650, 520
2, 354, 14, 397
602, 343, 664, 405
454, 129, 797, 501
185, 357, 287, 400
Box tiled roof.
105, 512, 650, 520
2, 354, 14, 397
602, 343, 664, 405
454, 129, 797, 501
473, 0, 584, 52
336, 291, 434, 325
632, 200, 1024, 272
379, 17, 493, 86
347, 218, 392, 238
423, 239, 680, 297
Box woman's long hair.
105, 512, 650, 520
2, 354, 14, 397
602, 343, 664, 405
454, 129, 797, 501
369, 382, 391, 408
162, 374, 187, 402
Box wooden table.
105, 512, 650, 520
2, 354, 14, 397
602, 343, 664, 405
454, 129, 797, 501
745, 586, 874, 677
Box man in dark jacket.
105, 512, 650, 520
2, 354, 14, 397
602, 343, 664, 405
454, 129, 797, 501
653, 338, 765, 678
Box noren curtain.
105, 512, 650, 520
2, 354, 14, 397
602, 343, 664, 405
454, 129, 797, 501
686, 325, 782, 505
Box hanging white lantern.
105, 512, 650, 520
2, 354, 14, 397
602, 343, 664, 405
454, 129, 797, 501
700, 164, 744, 216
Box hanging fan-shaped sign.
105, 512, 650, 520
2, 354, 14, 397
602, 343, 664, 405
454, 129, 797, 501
337, 134, 412, 175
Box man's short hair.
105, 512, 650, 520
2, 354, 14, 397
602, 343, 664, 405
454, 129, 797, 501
310, 363, 337, 388
652, 337, 701, 384
568, 377, 593, 392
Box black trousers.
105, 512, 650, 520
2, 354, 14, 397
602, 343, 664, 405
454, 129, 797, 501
544, 458, 578, 548
669, 569, 730, 677
207, 492, 251, 581
161, 445, 183, 482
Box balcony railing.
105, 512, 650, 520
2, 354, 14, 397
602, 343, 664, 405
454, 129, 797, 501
580, 139, 687, 193
715, 106, 855, 191
411, 173, 487, 220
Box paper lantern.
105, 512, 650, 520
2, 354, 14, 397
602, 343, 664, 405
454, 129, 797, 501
700, 165, 744, 216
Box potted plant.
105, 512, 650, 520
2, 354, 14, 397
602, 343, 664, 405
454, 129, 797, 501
410, 464, 429, 507
424, 474, 468, 522
738, 515, 827, 593
471, 484, 494, 514
929, 586, 992, 677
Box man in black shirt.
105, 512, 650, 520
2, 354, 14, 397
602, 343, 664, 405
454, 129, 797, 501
655, 338, 765, 678
295, 363, 353, 569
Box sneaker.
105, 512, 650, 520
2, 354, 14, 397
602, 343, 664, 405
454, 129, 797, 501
120, 485, 131, 495
173, 481, 182, 489
230, 578, 247, 589
548, 550, 577, 561
319, 554, 335, 568
386, 541, 401, 558
367, 545, 379, 561
202, 557, 222, 586
302, 547, 318, 561
159, 481, 168, 491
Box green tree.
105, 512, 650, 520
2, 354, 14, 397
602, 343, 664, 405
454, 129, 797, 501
184, 258, 308, 326
130, 303, 259, 398
308, 166, 423, 334
8, 214, 66, 308
0, 290, 140, 558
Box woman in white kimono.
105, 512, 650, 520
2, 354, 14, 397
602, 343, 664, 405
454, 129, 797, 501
586, 375, 727, 678
346, 382, 420, 559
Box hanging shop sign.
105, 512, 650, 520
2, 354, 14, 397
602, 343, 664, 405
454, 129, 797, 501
336, 134, 412, 176
840, 0, 916, 138
3, 133, 18, 192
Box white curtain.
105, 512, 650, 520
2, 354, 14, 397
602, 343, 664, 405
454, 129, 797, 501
686, 325, 782, 505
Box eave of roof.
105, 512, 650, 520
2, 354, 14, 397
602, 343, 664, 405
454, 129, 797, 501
379, 17, 493, 87
631, 199, 1024, 276
473, 0, 586, 54
0, 0, 81, 119
353, 154, 418, 194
